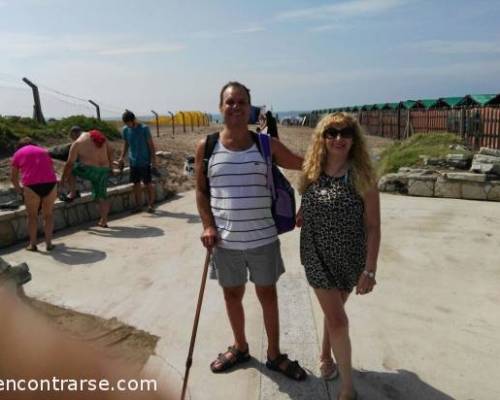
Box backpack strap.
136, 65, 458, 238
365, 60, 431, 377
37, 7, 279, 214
203, 132, 220, 175
250, 131, 262, 154
203, 132, 220, 192
254, 133, 276, 199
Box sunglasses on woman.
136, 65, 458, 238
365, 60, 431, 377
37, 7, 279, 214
323, 126, 355, 140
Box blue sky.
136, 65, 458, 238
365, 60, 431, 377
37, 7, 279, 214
1, 0, 500, 118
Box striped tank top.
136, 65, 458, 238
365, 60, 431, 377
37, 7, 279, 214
208, 140, 278, 250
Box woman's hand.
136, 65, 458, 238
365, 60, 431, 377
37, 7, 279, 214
355, 270, 376, 295
296, 207, 304, 228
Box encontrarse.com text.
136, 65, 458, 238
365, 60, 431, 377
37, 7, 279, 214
0, 378, 158, 392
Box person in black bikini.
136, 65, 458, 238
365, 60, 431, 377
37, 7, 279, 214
10, 138, 58, 251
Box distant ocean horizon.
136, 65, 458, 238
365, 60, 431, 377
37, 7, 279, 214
104, 110, 308, 123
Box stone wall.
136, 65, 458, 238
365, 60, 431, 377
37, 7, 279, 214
379, 168, 500, 201
0, 180, 169, 249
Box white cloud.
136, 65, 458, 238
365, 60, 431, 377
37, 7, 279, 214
190, 26, 266, 39
276, 0, 406, 21
0, 32, 185, 58
308, 24, 343, 32
232, 27, 266, 34
413, 40, 500, 55
98, 44, 185, 56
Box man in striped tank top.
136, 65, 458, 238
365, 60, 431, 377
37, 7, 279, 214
195, 82, 307, 380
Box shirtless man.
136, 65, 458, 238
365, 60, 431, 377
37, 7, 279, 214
61, 130, 113, 227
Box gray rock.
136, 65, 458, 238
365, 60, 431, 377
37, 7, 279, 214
470, 163, 500, 175
445, 172, 487, 182
449, 144, 469, 152
424, 157, 447, 166
472, 154, 500, 164
435, 177, 461, 198
487, 182, 500, 201
408, 177, 435, 197
447, 153, 472, 161
378, 173, 409, 194
479, 147, 500, 157
462, 182, 488, 200
0, 222, 16, 248
156, 151, 172, 159
53, 209, 67, 231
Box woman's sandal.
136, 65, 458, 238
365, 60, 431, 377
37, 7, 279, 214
266, 353, 307, 381
319, 357, 339, 380
26, 244, 38, 252
210, 345, 251, 373
46, 244, 56, 251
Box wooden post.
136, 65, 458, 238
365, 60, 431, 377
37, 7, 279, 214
151, 110, 160, 138
180, 112, 186, 133
397, 107, 401, 140
88, 100, 101, 120
22, 77, 45, 124
168, 111, 175, 138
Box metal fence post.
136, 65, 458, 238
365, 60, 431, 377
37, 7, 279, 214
22, 77, 45, 124
88, 100, 101, 120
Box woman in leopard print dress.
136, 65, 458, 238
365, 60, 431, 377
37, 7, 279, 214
298, 113, 381, 400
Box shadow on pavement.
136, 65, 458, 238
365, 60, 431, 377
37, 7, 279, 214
147, 209, 201, 224
324, 369, 455, 400
216, 357, 329, 400
43, 243, 107, 266
86, 225, 164, 239
204, 359, 455, 400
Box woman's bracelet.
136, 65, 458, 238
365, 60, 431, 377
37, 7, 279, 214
362, 270, 376, 279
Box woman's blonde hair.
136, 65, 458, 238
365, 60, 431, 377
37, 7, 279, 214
299, 112, 376, 195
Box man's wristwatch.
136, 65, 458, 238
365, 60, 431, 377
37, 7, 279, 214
362, 270, 376, 279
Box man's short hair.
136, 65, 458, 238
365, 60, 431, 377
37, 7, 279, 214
219, 82, 251, 108
69, 125, 82, 134
122, 110, 136, 123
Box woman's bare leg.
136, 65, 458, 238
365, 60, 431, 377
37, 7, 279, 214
23, 187, 41, 248
315, 288, 354, 397
40, 186, 57, 247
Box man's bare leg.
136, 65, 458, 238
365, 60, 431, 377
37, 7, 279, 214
210, 285, 248, 371
146, 183, 155, 211
133, 183, 143, 211
98, 200, 110, 227
255, 285, 280, 359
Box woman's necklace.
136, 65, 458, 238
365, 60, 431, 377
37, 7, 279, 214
324, 162, 349, 178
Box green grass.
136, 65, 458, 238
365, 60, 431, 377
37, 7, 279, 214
377, 132, 468, 176
0, 115, 120, 154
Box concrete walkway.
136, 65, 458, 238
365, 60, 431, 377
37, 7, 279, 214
1, 192, 499, 400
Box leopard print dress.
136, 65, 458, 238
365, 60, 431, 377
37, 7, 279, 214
300, 172, 366, 292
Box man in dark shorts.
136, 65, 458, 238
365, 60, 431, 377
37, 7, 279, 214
118, 111, 157, 213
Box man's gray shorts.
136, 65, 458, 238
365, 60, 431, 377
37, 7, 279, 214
211, 240, 285, 287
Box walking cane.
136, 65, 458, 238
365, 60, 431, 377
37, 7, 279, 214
180, 251, 211, 400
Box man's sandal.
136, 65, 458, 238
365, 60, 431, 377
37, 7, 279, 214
210, 345, 251, 373
266, 353, 307, 381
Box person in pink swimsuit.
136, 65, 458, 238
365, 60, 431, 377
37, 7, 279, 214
10, 138, 58, 251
